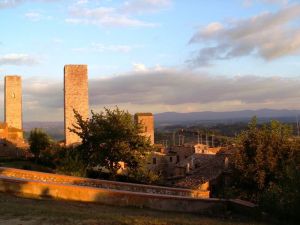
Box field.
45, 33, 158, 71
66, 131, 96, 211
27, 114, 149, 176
0, 193, 276, 225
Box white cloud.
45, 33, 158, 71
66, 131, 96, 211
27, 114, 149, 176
263, 0, 289, 4
66, 6, 156, 27
133, 63, 148, 72
243, 0, 289, 7
0, 0, 60, 9
0, 0, 22, 9
0, 53, 39, 66
72, 42, 138, 53
25, 11, 41, 21
92, 43, 133, 53
76, 0, 88, 4
121, 0, 171, 14
189, 4, 300, 67
65, 0, 171, 28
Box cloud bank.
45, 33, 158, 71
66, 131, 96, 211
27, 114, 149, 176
189, 3, 300, 67
0, 53, 39, 66
0, 66, 299, 121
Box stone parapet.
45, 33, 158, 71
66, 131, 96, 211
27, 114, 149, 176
0, 167, 209, 198
0, 167, 259, 216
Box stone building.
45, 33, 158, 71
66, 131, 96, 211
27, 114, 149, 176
148, 143, 222, 179
64, 65, 89, 146
134, 113, 154, 145
0, 122, 23, 141
5, 76, 22, 130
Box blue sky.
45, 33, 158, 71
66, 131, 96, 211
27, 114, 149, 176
1, 0, 300, 121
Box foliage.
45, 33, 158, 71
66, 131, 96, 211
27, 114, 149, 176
232, 117, 300, 219
69, 107, 152, 177
55, 147, 87, 177
126, 154, 161, 184
28, 128, 51, 159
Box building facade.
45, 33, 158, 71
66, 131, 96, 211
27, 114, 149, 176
134, 113, 154, 145
64, 65, 89, 145
5, 76, 22, 130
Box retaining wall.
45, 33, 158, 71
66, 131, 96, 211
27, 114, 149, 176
0, 167, 209, 198
0, 167, 258, 215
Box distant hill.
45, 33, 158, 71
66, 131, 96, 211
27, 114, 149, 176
22, 109, 300, 139
154, 109, 300, 126
23, 121, 64, 141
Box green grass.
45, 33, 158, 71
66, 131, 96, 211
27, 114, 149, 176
0, 193, 274, 225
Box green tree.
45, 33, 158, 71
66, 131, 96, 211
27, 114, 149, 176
69, 107, 152, 178
28, 128, 51, 159
231, 117, 300, 219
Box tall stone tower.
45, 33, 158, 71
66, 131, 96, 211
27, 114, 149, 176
64, 65, 89, 146
134, 113, 154, 145
4, 75, 22, 130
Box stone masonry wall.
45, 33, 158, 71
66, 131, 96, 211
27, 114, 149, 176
4, 76, 22, 130
0, 167, 259, 215
0, 167, 209, 198
134, 113, 154, 145
64, 65, 89, 145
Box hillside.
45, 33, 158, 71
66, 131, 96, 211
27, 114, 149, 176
154, 109, 300, 126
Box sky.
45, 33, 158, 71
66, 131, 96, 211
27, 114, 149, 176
1, 0, 300, 121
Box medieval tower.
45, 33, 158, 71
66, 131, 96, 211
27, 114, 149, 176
134, 113, 154, 145
4, 75, 22, 130
64, 65, 89, 146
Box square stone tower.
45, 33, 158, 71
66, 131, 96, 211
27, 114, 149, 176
4, 75, 22, 130
64, 65, 89, 146
134, 113, 154, 145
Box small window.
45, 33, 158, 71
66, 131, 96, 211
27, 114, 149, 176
145, 126, 148, 132
170, 157, 173, 162
176, 155, 180, 163
152, 158, 156, 164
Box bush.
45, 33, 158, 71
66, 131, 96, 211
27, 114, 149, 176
127, 167, 161, 185
28, 128, 51, 159
260, 163, 300, 220
55, 147, 87, 177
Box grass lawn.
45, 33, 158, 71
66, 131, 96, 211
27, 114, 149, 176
0, 193, 276, 225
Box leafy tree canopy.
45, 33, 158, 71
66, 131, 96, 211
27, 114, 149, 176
70, 107, 152, 177
28, 128, 51, 159
232, 117, 300, 219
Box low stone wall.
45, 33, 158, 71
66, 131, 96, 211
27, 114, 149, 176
0, 167, 209, 198
0, 167, 258, 215
0, 176, 224, 214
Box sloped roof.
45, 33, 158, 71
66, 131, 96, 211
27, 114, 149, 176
135, 112, 153, 116
8, 127, 23, 132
